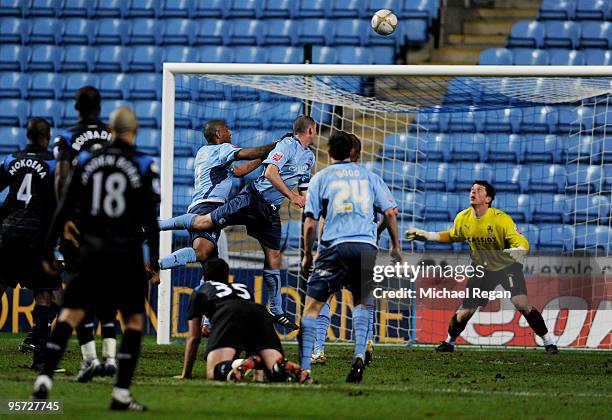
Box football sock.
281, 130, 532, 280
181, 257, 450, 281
213, 361, 233, 381
299, 316, 317, 371
112, 387, 131, 403
160, 247, 196, 269
76, 317, 95, 346
314, 303, 330, 353
367, 303, 375, 343
32, 304, 53, 365
524, 308, 549, 338
263, 269, 283, 316
447, 313, 468, 344
101, 321, 117, 362
42, 321, 72, 378
115, 329, 141, 389
269, 362, 288, 382
352, 305, 369, 361
158, 213, 197, 231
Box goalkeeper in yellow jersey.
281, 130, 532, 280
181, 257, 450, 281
405, 181, 559, 354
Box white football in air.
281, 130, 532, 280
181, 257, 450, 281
371, 9, 398, 36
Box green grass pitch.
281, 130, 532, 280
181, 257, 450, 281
0, 333, 610, 419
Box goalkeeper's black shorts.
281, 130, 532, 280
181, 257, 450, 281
462, 263, 527, 309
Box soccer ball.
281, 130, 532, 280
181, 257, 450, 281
371, 9, 398, 36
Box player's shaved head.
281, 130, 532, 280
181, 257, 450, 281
328, 131, 352, 161
204, 258, 230, 283
293, 115, 316, 134
26, 117, 51, 147
203, 119, 228, 144
349, 133, 361, 162
109, 107, 138, 142
75, 86, 101, 118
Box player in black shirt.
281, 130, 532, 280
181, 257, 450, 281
186, 258, 310, 384
54, 86, 118, 381
33, 107, 160, 411
0, 117, 61, 371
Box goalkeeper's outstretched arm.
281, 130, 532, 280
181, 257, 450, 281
404, 227, 453, 243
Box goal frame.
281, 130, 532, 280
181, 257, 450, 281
158, 63, 612, 344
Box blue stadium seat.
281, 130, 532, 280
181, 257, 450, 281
585, 48, 611, 65
549, 49, 586, 66
133, 100, 161, 128
58, 0, 91, 18
594, 107, 612, 134
495, 193, 532, 222
364, 0, 400, 16
532, 193, 566, 223
380, 161, 421, 189
448, 110, 484, 132
516, 224, 539, 250
27, 45, 61, 72
267, 46, 303, 63
557, 105, 594, 134
381, 133, 420, 160
393, 189, 425, 217
198, 45, 233, 63
415, 110, 449, 132
0, 72, 28, 99
295, 0, 329, 18
455, 162, 493, 191
259, 0, 294, 18
566, 164, 602, 193
173, 185, 193, 214
266, 102, 301, 129
173, 156, 195, 184
0, 17, 26, 43
520, 106, 558, 133
0, 44, 26, 71
423, 222, 455, 251
367, 23, 401, 47
161, 19, 196, 45
423, 162, 453, 191
173, 128, 199, 156
330, 0, 361, 18
538, 0, 575, 20
297, 19, 333, 45
233, 129, 269, 148
93, 0, 125, 18
199, 101, 234, 127
580, 21, 612, 49
94, 46, 131, 73
312, 46, 337, 63
129, 45, 162, 72
60, 45, 95, 72
0, 127, 24, 152
29, 72, 62, 99
479, 48, 512, 65
30, 99, 62, 127
370, 46, 395, 64
235, 101, 264, 128
338, 46, 372, 64
402, 19, 428, 43
193, 19, 226, 45
232, 46, 267, 63
423, 132, 451, 161
567, 194, 610, 223
426, 192, 460, 221
487, 134, 524, 163
333, 19, 368, 45
227, 19, 263, 46
164, 46, 197, 63
228, 0, 258, 18
127, 19, 160, 45
27, 17, 60, 44
544, 21, 581, 49
262, 19, 297, 45
128, 73, 161, 100
484, 108, 521, 133
574, 224, 610, 253
94, 18, 129, 45
529, 164, 566, 192
60, 18, 93, 45
63, 72, 99, 99
493, 164, 530, 192
1, 0, 27, 17
27, 0, 57, 17
0, 99, 28, 126
576, 0, 611, 20
99, 73, 130, 100
399, 0, 433, 20
160, 0, 190, 18
125, 0, 158, 18
511, 48, 549, 65
444, 77, 481, 105
539, 224, 573, 252
137, 128, 160, 155
450, 133, 486, 161
524, 134, 564, 163
507, 21, 545, 48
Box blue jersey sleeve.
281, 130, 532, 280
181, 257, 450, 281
298, 149, 315, 192
262, 139, 293, 170
304, 172, 322, 220
371, 172, 396, 214
218, 143, 241, 164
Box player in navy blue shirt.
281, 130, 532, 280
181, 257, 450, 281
299, 131, 400, 383
0, 117, 61, 371
159, 116, 317, 331
33, 107, 160, 411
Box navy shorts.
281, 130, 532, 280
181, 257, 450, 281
188, 202, 223, 255
307, 242, 377, 304
462, 262, 528, 309
210, 184, 281, 251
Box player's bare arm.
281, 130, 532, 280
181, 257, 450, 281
234, 143, 276, 160
232, 159, 263, 178
301, 216, 317, 274
264, 164, 305, 208
384, 207, 402, 263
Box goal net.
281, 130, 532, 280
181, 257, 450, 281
157, 64, 612, 349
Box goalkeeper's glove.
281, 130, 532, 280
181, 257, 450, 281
503, 247, 528, 264
404, 227, 439, 242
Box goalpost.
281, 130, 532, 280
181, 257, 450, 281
158, 63, 612, 349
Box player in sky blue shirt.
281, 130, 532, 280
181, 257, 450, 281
299, 130, 400, 383
159, 116, 317, 331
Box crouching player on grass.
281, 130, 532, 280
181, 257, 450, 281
405, 180, 559, 354
186, 257, 310, 383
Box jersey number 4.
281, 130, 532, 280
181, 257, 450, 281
91, 172, 127, 218
208, 281, 251, 300
17, 173, 33, 206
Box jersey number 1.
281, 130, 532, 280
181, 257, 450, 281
91, 172, 127, 218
